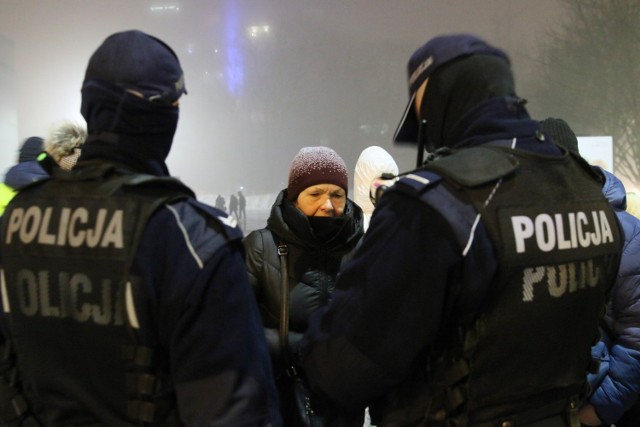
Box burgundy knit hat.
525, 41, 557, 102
287, 146, 349, 202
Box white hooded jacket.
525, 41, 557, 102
353, 146, 399, 231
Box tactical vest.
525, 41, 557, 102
0, 163, 197, 426
386, 145, 621, 426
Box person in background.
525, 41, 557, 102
353, 146, 399, 232
1, 122, 86, 216
0, 29, 280, 426
1, 137, 46, 216
238, 189, 247, 221
300, 34, 622, 427
215, 193, 226, 211
541, 117, 640, 427
43, 120, 87, 171
353, 145, 399, 427
0, 121, 87, 215
229, 192, 239, 220
3, 136, 47, 189
243, 146, 364, 426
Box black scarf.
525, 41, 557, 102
307, 216, 348, 244
282, 199, 350, 245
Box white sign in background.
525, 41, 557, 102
577, 136, 614, 173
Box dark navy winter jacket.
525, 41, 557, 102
588, 168, 640, 425
0, 171, 281, 426
133, 198, 282, 426
3, 160, 48, 189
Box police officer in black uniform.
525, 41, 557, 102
0, 30, 281, 426
300, 34, 621, 426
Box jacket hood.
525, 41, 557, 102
353, 146, 399, 230
423, 54, 515, 151
443, 97, 537, 148
266, 189, 364, 250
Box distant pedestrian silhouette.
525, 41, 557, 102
238, 190, 246, 220
229, 193, 239, 219
215, 194, 226, 212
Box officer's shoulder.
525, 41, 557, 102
394, 169, 443, 197
122, 174, 195, 199
396, 146, 518, 196
180, 198, 243, 242
425, 146, 518, 187
139, 199, 242, 269
122, 174, 238, 238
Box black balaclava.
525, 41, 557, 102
422, 54, 515, 152
78, 30, 187, 176
80, 81, 179, 175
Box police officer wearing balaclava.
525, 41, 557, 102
300, 34, 622, 426
0, 30, 281, 426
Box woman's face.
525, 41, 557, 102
295, 184, 346, 217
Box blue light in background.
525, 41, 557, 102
224, 0, 244, 96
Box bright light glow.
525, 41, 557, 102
149, 4, 180, 13
248, 25, 271, 39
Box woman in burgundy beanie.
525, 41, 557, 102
244, 146, 365, 426
286, 146, 349, 203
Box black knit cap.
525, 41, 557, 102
394, 34, 509, 144
83, 30, 187, 104
18, 136, 44, 163
540, 117, 580, 154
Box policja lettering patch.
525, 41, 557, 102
9, 268, 126, 325
1, 196, 141, 327
510, 210, 614, 253
5, 205, 124, 248
498, 200, 619, 302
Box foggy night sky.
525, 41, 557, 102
0, 0, 565, 197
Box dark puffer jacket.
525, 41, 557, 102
244, 189, 364, 368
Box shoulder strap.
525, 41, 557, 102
268, 230, 291, 367
276, 241, 290, 364
257, 229, 291, 365
423, 145, 519, 188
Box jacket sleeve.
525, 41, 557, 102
589, 212, 640, 425
138, 203, 281, 427
300, 190, 493, 410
